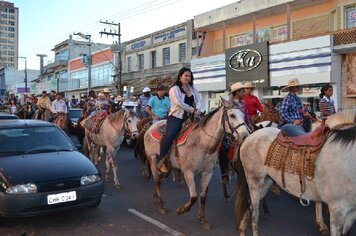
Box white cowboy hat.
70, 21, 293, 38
142, 87, 151, 93
103, 88, 111, 93
230, 82, 245, 93
97, 92, 105, 97
281, 78, 303, 93
243, 81, 255, 89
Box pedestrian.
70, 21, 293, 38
146, 84, 171, 124
319, 84, 336, 117
8, 99, 17, 114
219, 82, 248, 185
156, 68, 203, 173
69, 95, 79, 108
138, 87, 152, 118
243, 81, 263, 123
279, 78, 311, 131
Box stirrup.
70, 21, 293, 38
156, 158, 168, 174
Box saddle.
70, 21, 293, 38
84, 111, 109, 133
265, 121, 330, 193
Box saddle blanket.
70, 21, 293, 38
83, 111, 108, 133
264, 138, 321, 180
151, 123, 195, 146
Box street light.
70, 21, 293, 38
15, 56, 28, 92
74, 32, 92, 92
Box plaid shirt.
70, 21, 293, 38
279, 93, 303, 124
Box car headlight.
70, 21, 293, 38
6, 183, 37, 194
81, 174, 101, 186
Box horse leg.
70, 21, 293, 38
177, 169, 185, 187
315, 201, 329, 234
177, 171, 197, 215
148, 155, 166, 214
105, 151, 111, 182
261, 197, 270, 219
329, 205, 346, 236
222, 181, 230, 200
342, 210, 356, 236
109, 149, 120, 190
198, 171, 214, 230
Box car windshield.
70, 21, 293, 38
0, 126, 75, 156
68, 109, 82, 118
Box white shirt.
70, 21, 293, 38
51, 99, 68, 113
169, 85, 202, 119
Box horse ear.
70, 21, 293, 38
219, 96, 229, 107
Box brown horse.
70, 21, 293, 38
53, 113, 67, 131
252, 102, 280, 124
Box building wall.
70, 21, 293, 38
341, 53, 356, 109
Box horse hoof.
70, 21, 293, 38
320, 229, 329, 235
158, 208, 166, 215
201, 222, 211, 230
176, 207, 186, 215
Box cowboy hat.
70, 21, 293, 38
142, 87, 151, 93
281, 78, 303, 93
243, 81, 255, 89
103, 88, 111, 93
230, 82, 245, 93
97, 93, 105, 97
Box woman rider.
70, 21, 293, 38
156, 67, 203, 173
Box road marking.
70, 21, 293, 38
128, 208, 184, 236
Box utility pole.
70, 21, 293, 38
74, 33, 92, 92
16, 57, 28, 92
99, 21, 121, 96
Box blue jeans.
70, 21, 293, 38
159, 115, 185, 159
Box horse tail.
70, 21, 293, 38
235, 155, 250, 232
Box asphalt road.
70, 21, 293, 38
0, 137, 355, 236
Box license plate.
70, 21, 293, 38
47, 191, 77, 205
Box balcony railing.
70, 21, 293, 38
333, 28, 356, 46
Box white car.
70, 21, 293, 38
122, 101, 138, 114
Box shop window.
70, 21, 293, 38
271, 25, 288, 42
345, 5, 356, 29
127, 56, 132, 72
256, 28, 271, 43
151, 51, 156, 68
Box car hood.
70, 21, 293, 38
0, 151, 99, 185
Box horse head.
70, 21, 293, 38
123, 108, 139, 139
221, 97, 250, 144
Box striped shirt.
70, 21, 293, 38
319, 96, 336, 116
279, 93, 303, 124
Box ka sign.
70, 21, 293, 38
225, 41, 269, 87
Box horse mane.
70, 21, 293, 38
107, 109, 125, 124
326, 108, 356, 125
328, 123, 356, 146
197, 107, 220, 128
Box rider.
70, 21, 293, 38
93, 93, 109, 114
69, 95, 79, 108
49, 93, 68, 122
243, 81, 263, 123
279, 78, 312, 132
138, 87, 152, 118
156, 67, 203, 173
146, 84, 171, 124
36, 90, 51, 120
82, 90, 97, 118
219, 82, 248, 185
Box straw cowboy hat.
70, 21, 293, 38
230, 82, 245, 93
97, 93, 105, 97
103, 88, 111, 93
281, 78, 303, 93
243, 81, 255, 89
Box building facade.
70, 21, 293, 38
0, 1, 18, 69
192, 0, 356, 111
121, 20, 194, 98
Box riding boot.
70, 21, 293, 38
156, 156, 168, 174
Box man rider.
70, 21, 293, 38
36, 90, 51, 120
146, 84, 170, 124
49, 93, 67, 122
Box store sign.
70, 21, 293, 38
228, 49, 262, 72
225, 42, 269, 87
126, 38, 151, 52
153, 27, 186, 44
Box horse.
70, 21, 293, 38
16, 104, 34, 119
235, 123, 356, 236
144, 98, 250, 229
310, 108, 356, 234
84, 109, 139, 189
252, 102, 280, 125
53, 113, 67, 131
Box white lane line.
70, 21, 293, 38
128, 208, 184, 236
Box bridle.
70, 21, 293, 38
108, 111, 139, 137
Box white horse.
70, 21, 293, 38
144, 99, 250, 229
235, 123, 356, 236
84, 109, 139, 189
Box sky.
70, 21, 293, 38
11, 0, 237, 70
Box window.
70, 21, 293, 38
8, 21, 14, 25
345, 5, 356, 29
9, 9, 15, 13
151, 51, 156, 68
8, 32, 14, 37
55, 49, 68, 61
8, 27, 15, 31
256, 28, 271, 43
0, 38, 6, 43
138, 54, 144, 70
1, 14, 7, 19
163, 47, 170, 65
192, 47, 198, 56
8, 15, 14, 20
127, 56, 132, 72
8, 51, 14, 56
178, 43, 186, 62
